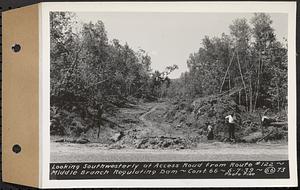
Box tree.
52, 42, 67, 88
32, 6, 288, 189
251, 13, 276, 110
150, 65, 179, 98
228, 18, 251, 111
50, 14, 156, 136
170, 13, 287, 115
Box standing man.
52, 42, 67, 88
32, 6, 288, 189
225, 112, 236, 142
207, 123, 214, 140
262, 115, 270, 126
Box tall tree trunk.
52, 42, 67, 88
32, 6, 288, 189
249, 77, 253, 112
238, 90, 241, 105
97, 126, 101, 138
254, 51, 262, 110
277, 82, 280, 112
229, 73, 231, 91
220, 50, 235, 92
236, 51, 248, 111
248, 56, 253, 113
58, 43, 83, 96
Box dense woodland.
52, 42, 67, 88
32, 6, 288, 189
50, 12, 177, 110
50, 12, 287, 141
166, 13, 287, 112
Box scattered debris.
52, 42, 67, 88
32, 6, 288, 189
51, 93, 287, 148
133, 136, 191, 149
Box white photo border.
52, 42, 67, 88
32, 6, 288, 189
40, 1, 297, 188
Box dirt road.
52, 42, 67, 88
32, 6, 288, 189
51, 142, 288, 163
138, 102, 178, 138
51, 102, 288, 163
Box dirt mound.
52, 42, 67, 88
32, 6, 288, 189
51, 94, 287, 148
50, 107, 90, 137
163, 93, 287, 143
134, 136, 192, 149
111, 135, 193, 150
50, 105, 127, 144
164, 94, 240, 136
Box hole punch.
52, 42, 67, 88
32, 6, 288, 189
12, 44, 21, 53
12, 144, 21, 154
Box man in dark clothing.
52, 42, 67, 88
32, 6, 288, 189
229, 122, 235, 140
262, 115, 276, 127
207, 123, 214, 140
225, 113, 236, 142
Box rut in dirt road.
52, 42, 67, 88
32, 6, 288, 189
139, 104, 160, 128
137, 102, 174, 138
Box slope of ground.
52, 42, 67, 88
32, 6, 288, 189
161, 94, 288, 143
51, 97, 289, 162
51, 91, 288, 150
116, 102, 201, 149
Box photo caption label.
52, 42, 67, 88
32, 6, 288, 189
50, 161, 289, 179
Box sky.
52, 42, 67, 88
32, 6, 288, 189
75, 12, 288, 79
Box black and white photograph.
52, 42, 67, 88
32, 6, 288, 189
1, 1, 297, 188
48, 5, 295, 182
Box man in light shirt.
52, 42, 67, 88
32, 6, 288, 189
207, 123, 214, 140
225, 112, 236, 142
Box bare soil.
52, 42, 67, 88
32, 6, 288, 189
51, 102, 288, 163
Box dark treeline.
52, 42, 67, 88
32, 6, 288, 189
50, 12, 176, 135
166, 13, 287, 113
50, 12, 178, 107
50, 12, 287, 137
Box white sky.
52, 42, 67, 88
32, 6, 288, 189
75, 12, 288, 78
